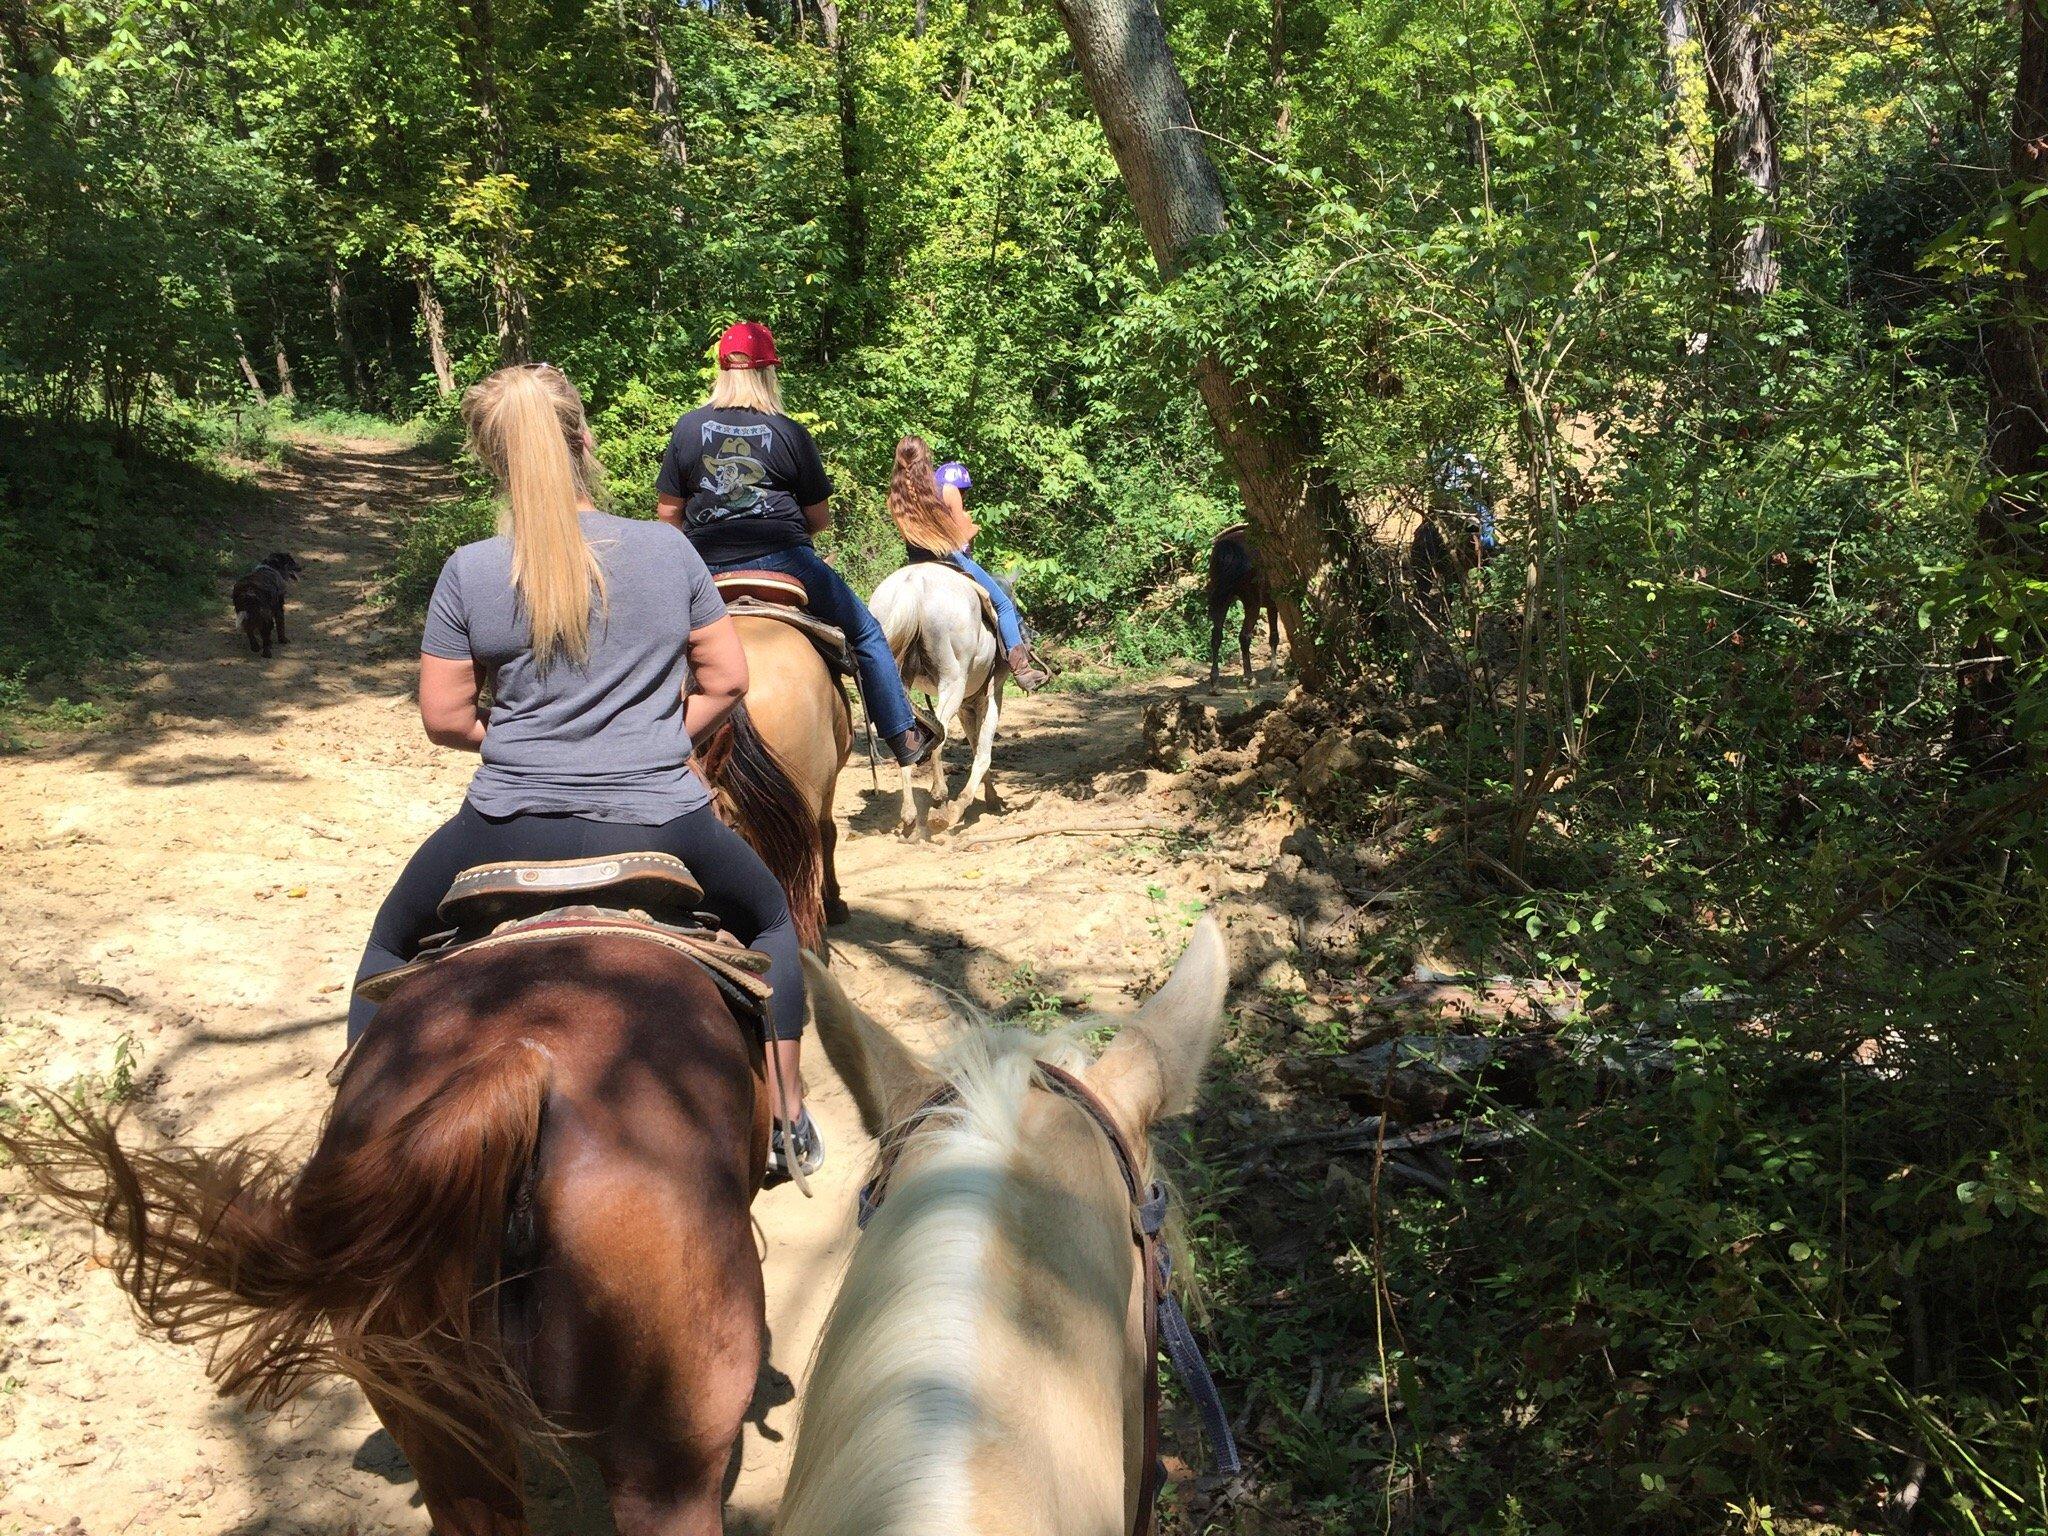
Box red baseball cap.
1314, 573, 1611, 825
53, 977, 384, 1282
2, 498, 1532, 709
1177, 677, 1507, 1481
717, 321, 780, 370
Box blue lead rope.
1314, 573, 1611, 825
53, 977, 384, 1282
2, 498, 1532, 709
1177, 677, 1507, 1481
1138, 1181, 1243, 1481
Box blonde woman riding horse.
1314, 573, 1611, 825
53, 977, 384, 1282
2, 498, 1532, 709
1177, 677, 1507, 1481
655, 322, 939, 771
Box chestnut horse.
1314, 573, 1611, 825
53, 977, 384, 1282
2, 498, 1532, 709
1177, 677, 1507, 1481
779, 920, 1229, 1536
2, 935, 769, 1536
701, 612, 854, 934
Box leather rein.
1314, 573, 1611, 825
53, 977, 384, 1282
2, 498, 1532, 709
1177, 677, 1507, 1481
854, 1059, 1241, 1536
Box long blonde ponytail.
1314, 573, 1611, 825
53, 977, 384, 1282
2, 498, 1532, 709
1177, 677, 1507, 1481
462, 365, 608, 671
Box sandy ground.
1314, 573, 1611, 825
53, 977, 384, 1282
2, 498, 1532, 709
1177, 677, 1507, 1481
0, 436, 1234, 1536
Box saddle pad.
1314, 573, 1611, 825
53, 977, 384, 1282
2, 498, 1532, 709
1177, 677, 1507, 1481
353, 907, 773, 1013
927, 562, 1003, 641
714, 570, 809, 608
438, 852, 705, 930
724, 597, 856, 677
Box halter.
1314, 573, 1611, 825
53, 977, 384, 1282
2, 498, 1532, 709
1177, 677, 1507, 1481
855, 1060, 1241, 1536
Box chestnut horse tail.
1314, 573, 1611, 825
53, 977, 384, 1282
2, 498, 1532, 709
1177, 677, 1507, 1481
0, 1043, 557, 1466
696, 700, 825, 951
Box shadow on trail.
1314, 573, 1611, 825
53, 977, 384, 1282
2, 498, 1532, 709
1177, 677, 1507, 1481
22, 438, 458, 787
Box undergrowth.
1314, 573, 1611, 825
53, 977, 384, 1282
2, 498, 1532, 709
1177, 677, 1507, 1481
0, 413, 264, 735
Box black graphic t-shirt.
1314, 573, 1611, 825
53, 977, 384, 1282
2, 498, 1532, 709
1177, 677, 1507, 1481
655, 406, 832, 564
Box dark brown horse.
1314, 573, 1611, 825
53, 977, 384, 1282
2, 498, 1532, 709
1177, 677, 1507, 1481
1207, 525, 1281, 692
3, 934, 770, 1536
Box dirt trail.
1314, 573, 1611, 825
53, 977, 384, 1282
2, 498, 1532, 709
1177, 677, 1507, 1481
0, 437, 1234, 1536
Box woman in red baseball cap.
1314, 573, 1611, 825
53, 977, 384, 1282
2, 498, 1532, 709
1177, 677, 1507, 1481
656, 322, 937, 767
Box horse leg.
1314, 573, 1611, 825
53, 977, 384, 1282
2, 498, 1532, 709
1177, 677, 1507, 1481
821, 810, 848, 926
933, 679, 995, 834
1266, 599, 1280, 663
584, 1273, 759, 1536
600, 1442, 736, 1536
952, 676, 1002, 824
1207, 606, 1225, 694
539, 1103, 764, 1536
364, 1391, 526, 1536
922, 671, 970, 831
1239, 607, 1256, 687
981, 671, 1008, 813
897, 750, 925, 841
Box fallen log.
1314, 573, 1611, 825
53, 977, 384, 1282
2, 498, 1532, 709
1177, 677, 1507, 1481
956, 820, 1176, 848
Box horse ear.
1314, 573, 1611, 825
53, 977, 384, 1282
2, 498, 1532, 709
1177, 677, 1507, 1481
802, 953, 939, 1139
1088, 917, 1230, 1136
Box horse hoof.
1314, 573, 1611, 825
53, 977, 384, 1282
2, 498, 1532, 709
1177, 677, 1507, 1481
825, 898, 851, 926
898, 821, 927, 842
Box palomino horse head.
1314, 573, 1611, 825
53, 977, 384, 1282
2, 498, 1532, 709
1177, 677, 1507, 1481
781, 918, 1230, 1536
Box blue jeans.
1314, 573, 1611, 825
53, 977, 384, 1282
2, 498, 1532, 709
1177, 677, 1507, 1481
947, 553, 1025, 650
709, 546, 916, 740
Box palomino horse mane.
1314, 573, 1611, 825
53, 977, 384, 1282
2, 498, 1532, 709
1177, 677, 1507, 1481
776, 1019, 1095, 1536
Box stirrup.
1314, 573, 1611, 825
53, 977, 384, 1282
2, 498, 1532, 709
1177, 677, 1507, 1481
766, 1109, 825, 1182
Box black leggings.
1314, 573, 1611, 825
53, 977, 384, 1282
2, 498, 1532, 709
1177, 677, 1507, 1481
350, 800, 804, 1043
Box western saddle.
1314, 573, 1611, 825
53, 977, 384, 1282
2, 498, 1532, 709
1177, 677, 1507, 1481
711, 570, 855, 676
350, 852, 772, 1020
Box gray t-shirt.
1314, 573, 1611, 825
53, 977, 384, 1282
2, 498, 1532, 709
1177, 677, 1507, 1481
421, 511, 728, 824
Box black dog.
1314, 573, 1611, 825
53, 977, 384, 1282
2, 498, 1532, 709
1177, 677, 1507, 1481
232, 552, 303, 657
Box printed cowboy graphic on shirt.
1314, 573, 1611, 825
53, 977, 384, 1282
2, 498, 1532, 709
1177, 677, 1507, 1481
657, 403, 832, 562
698, 423, 775, 520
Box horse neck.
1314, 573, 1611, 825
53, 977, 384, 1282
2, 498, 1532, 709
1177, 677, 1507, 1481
777, 1042, 1143, 1536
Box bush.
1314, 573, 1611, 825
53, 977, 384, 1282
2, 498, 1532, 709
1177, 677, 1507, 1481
0, 413, 261, 710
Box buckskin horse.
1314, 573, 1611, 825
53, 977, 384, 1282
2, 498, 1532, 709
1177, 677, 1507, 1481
700, 573, 856, 931
778, 919, 1237, 1536
0, 721, 828, 1534
869, 562, 1005, 839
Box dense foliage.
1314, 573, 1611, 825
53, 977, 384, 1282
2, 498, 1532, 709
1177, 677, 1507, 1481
4, 0, 2045, 1530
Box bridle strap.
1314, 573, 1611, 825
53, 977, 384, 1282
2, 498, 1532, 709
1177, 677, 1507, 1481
854, 1060, 1240, 1536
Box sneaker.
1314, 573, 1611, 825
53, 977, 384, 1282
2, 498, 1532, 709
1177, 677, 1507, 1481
766, 1109, 825, 1182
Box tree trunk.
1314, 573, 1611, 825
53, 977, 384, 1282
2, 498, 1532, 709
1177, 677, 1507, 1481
1957, 0, 2048, 769
414, 266, 456, 397
219, 266, 266, 405
817, 0, 869, 358
272, 334, 296, 402
453, 0, 531, 363
641, 2, 686, 167
268, 291, 296, 403
1048, 0, 1334, 685
325, 260, 369, 403
1699, 0, 1780, 298
1659, 0, 1702, 176
1270, 0, 1288, 136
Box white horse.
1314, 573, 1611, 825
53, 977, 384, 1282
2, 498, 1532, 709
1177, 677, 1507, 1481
870, 562, 1006, 838
781, 920, 1229, 1536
